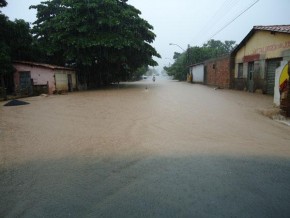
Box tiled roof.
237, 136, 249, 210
253, 25, 290, 34
231, 24, 290, 54
13, 61, 75, 71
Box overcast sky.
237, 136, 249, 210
1, 0, 290, 71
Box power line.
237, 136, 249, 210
192, 0, 240, 43
207, 0, 259, 40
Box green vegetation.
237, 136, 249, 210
0, 0, 7, 7
30, 0, 160, 87
164, 40, 236, 81
0, 0, 160, 96
0, 3, 36, 98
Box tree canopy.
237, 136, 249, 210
0, 9, 36, 97
0, 0, 7, 8
164, 40, 236, 81
0, 14, 35, 73
30, 0, 160, 87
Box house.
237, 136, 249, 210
189, 63, 205, 83
204, 55, 232, 89
231, 25, 290, 94
13, 61, 77, 95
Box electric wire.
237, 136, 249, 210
192, 0, 240, 44
207, 0, 259, 40
191, 0, 259, 46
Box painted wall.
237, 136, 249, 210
274, 61, 289, 106
14, 64, 77, 94
55, 70, 77, 92
191, 64, 204, 83
205, 57, 230, 88
233, 31, 290, 93
235, 31, 290, 79
14, 64, 55, 94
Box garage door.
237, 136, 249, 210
266, 59, 281, 95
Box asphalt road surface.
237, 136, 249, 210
1, 77, 290, 217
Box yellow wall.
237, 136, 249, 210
236, 31, 290, 62
234, 31, 290, 78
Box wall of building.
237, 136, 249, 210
205, 57, 230, 88
55, 70, 77, 92
14, 64, 77, 95
191, 64, 204, 83
234, 31, 290, 93
235, 31, 290, 65
14, 64, 55, 94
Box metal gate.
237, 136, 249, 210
266, 59, 281, 95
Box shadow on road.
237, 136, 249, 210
1, 154, 290, 218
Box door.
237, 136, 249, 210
247, 62, 254, 92
67, 74, 73, 92
266, 59, 281, 95
19, 71, 32, 95
55, 73, 68, 91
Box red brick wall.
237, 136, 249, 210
205, 57, 230, 88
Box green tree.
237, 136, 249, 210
0, 2, 9, 98
8, 19, 35, 61
0, 0, 7, 7
165, 40, 236, 81
30, 0, 160, 87
165, 52, 187, 81
133, 65, 148, 81
0, 7, 35, 98
202, 39, 236, 57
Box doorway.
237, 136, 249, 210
247, 62, 254, 92
67, 74, 73, 92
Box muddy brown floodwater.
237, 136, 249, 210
1, 78, 290, 217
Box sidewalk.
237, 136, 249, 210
273, 115, 290, 126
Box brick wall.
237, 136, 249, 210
205, 57, 231, 88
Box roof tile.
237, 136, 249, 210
254, 25, 290, 33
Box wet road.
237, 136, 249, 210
1, 77, 290, 217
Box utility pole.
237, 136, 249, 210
169, 43, 191, 81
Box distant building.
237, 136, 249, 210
231, 25, 290, 94
13, 61, 77, 95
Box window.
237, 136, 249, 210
238, 63, 243, 78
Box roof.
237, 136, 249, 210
231, 24, 290, 55
188, 54, 230, 67
13, 61, 75, 71
254, 25, 290, 34
204, 54, 230, 64
188, 62, 204, 68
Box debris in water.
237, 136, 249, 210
3, 99, 30, 106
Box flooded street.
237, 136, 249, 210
1, 78, 290, 217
